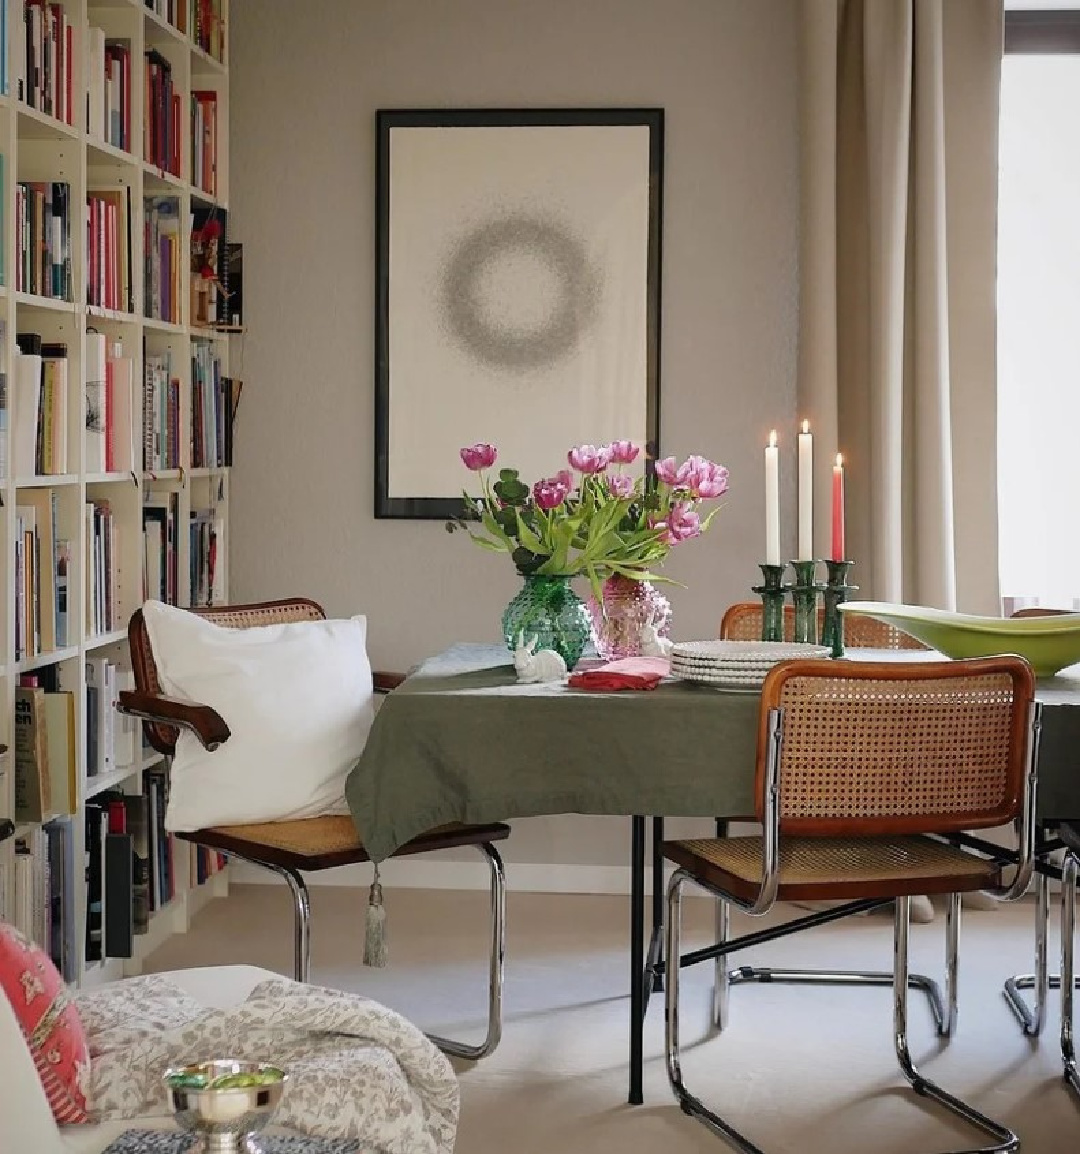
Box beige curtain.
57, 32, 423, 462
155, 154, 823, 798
798, 0, 1003, 612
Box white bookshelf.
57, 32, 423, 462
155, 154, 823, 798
0, 0, 233, 987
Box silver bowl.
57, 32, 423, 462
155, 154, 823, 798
163, 1059, 287, 1153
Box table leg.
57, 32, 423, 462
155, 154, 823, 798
630, 815, 646, 1106
651, 816, 665, 992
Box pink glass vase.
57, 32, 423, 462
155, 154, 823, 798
587, 575, 672, 660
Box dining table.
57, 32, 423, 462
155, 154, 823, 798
345, 642, 1080, 1105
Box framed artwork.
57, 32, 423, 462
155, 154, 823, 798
375, 107, 664, 519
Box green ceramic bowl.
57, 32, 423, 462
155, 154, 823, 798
838, 602, 1080, 677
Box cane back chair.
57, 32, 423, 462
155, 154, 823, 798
663, 656, 1041, 1153
719, 600, 928, 649
118, 598, 509, 1061
996, 609, 1080, 1052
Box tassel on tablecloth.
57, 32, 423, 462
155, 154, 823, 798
364, 864, 388, 967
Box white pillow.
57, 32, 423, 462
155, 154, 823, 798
140, 600, 375, 831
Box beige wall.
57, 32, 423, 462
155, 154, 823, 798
228, 0, 800, 872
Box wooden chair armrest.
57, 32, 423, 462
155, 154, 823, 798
374, 671, 405, 694
117, 690, 231, 751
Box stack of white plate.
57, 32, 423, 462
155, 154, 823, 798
670, 639, 832, 689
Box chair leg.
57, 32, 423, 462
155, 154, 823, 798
712, 898, 730, 1030
666, 869, 765, 1154
222, 854, 311, 983
1063, 853, 1079, 1097
1003, 868, 1051, 1036
893, 896, 1019, 1153
425, 842, 506, 1062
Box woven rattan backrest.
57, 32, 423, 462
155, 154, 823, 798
755, 656, 1035, 836
128, 598, 326, 754
719, 601, 926, 650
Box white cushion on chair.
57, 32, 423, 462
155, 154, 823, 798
141, 600, 375, 831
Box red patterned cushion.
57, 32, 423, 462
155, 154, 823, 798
0, 922, 89, 1123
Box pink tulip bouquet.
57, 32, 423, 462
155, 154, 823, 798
449, 440, 729, 603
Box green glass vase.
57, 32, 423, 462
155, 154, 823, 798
502, 574, 592, 671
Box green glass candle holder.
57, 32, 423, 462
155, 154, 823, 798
821, 560, 858, 658
790, 560, 822, 645
752, 563, 789, 642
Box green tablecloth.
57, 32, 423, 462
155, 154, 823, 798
345, 644, 1080, 862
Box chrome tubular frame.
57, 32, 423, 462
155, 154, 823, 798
1063, 852, 1078, 1097
664, 701, 1043, 1149
426, 842, 507, 1061
666, 878, 1013, 1153
224, 841, 506, 1062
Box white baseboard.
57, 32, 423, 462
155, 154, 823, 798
231, 859, 679, 896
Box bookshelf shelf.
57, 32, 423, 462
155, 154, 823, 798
14, 292, 77, 313
85, 763, 142, 800
15, 102, 80, 141
16, 647, 80, 674
1, 0, 234, 986
14, 474, 80, 488
86, 629, 130, 651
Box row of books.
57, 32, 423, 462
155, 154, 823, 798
143, 347, 181, 470
15, 332, 69, 476
192, 0, 224, 62
14, 491, 69, 662
144, 490, 179, 604
15, 659, 140, 818
87, 187, 134, 313
191, 344, 236, 467
11, 821, 77, 981
16, 0, 75, 126
145, 50, 182, 177
190, 508, 222, 608
86, 333, 136, 474
86, 29, 131, 152
86, 498, 121, 637
191, 90, 218, 197
17, 181, 73, 300
145, 196, 182, 322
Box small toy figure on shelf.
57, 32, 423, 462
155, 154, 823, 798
513, 633, 568, 684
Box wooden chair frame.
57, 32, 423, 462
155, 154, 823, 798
117, 597, 509, 1061
663, 656, 1042, 1154
719, 600, 928, 649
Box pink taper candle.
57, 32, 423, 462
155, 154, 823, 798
831, 453, 845, 561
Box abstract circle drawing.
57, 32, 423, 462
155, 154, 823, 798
441, 214, 601, 371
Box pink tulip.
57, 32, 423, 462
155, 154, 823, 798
567, 444, 612, 474
654, 456, 679, 485
654, 502, 701, 545
533, 476, 571, 511
608, 474, 634, 498
608, 440, 640, 465
460, 442, 497, 471
556, 469, 573, 490
676, 455, 730, 500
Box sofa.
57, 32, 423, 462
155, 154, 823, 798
1, 964, 283, 1153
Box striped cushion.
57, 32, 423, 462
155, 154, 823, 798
0, 922, 89, 1123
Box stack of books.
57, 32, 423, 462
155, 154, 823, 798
17, 0, 74, 125
16, 182, 72, 299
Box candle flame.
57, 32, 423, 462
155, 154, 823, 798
835, 453, 843, 468
768, 429, 777, 448
801, 419, 810, 434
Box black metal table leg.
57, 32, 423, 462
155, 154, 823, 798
651, 816, 665, 992
629, 814, 646, 1105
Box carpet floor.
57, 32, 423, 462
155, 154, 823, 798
143, 885, 1079, 1153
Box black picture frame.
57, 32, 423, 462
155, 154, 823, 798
374, 107, 664, 519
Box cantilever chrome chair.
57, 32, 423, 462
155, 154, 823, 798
118, 597, 508, 1062
663, 656, 1041, 1153
997, 609, 1080, 1046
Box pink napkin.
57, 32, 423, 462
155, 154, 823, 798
568, 655, 671, 692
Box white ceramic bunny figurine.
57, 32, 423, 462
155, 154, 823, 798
514, 632, 568, 683
639, 608, 673, 658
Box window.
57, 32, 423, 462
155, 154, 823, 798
998, 5, 1080, 611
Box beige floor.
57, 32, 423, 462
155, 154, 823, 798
144, 884, 1079, 1153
